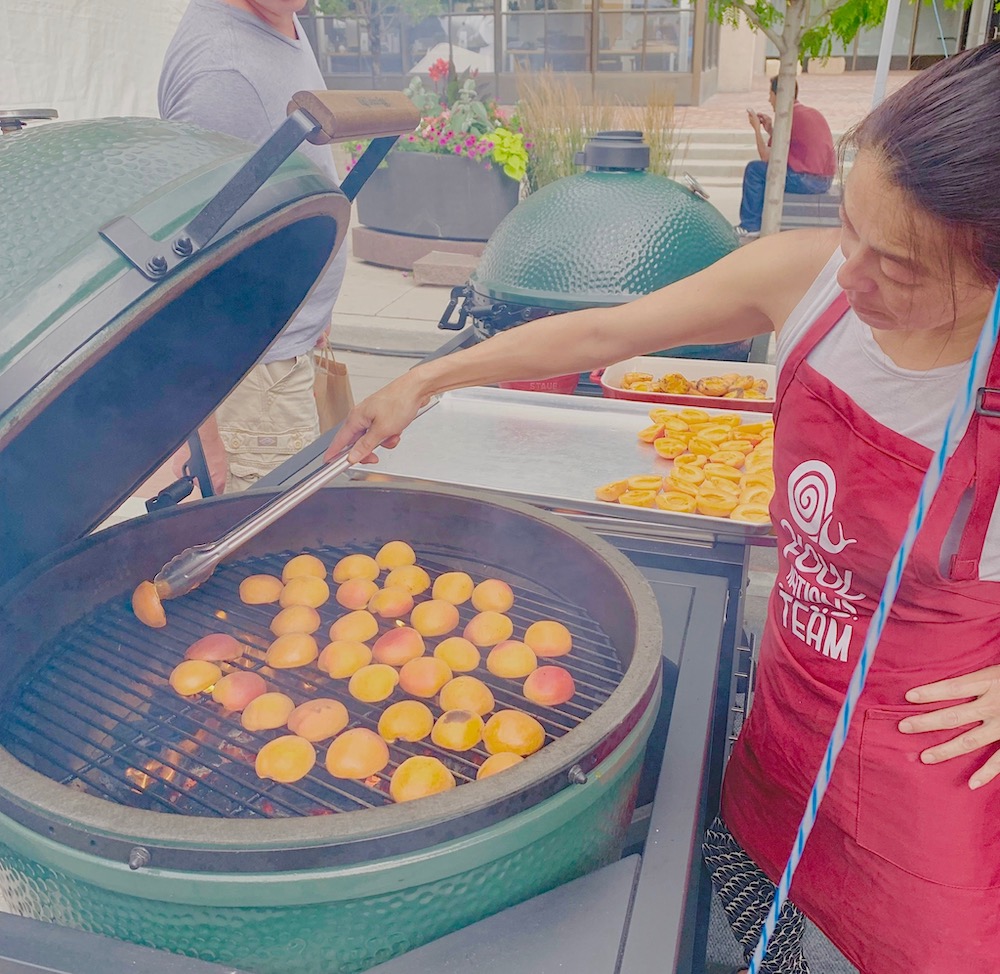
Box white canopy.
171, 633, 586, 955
0, 0, 187, 121
872, 0, 903, 107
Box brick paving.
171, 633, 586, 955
676, 69, 919, 134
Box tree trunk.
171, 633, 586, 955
760, 0, 805, 236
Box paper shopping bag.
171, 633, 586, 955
313, 341, 355, 433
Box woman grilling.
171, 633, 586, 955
328, 44, 1000, 974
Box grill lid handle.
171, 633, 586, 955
102, 91, 420, 281
289, 91, 421, 203
287, 90, 420, 146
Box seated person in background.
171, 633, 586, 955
736, 76, 835, 238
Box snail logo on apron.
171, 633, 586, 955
777, 461, 864, 661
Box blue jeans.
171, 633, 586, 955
738, 159, 832, 232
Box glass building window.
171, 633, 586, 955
597, 0, 690, 72
702, 13, 718, 69
308, 0, 697, 79
767, 3, 964, 68
502, 2, 592, 72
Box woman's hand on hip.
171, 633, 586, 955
898, 665, 1000, 789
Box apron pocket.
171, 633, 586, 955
856, 707, 1000, 890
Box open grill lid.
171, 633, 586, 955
0, 93, 417, 587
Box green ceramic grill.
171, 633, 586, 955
0, 108, 663, 974
445, 131, 747, 362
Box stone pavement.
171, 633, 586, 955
677, 68, 917, 134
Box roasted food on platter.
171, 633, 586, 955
618, 370, 770, 399
595, 409, 775, 524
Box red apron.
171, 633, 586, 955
722, 294, 1000, 974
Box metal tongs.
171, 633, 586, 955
153, 399, 439, 600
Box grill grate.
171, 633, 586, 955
0, 542, 625, 818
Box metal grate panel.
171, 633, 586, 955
0, 542, 624, 818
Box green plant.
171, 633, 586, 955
515, 69, 677, 193
349, 59, 530, 181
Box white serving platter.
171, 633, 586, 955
600, 356, 776, 413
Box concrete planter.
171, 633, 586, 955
807, 56, 846, 75
356, 150, 519, 243
765, 58, 803, 77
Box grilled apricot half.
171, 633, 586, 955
131, 580, 166, 629
255, 735, 315, 783
390, 756, 456, 803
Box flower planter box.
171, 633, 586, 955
807, 56, 846, 75
355, 151, 519, 243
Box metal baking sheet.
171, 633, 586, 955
351, 388, 774, 543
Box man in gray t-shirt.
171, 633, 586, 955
159, 0, 347, 492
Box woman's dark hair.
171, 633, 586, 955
769, 76, 798, 99
844, 43, 1000, 285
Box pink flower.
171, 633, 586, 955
453, 145, 462, 154
428, 58, 450, 82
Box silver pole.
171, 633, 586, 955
872, 0, 904, 107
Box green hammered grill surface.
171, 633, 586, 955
0, 118, 256, 312
0, 749, 642, 974
471, 170, 738, 308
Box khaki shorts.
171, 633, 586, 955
214, 354, 319, 493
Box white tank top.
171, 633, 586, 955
775, 249, 1000, 580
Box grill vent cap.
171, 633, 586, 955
573, 130, 650, 172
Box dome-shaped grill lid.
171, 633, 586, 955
471, 161, 738, 311
0, 117, 347, 586
0, 91, 419, 587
